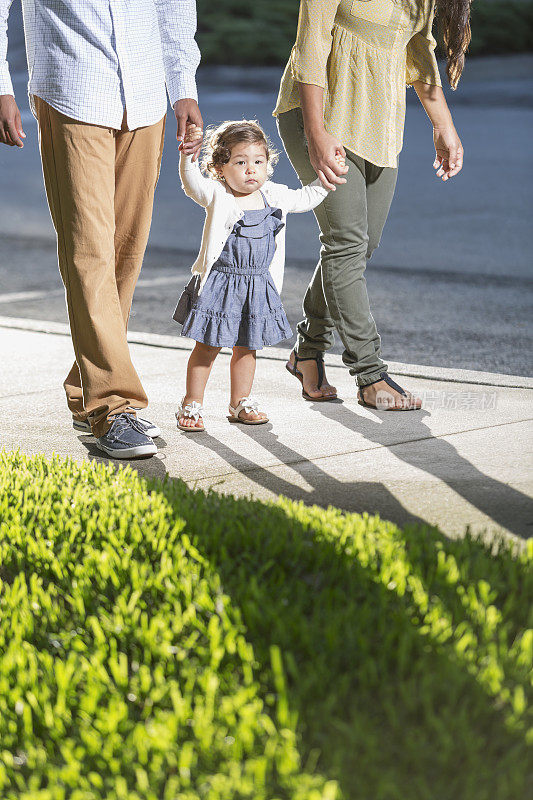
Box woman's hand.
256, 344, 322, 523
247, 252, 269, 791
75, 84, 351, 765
307, 129, 349, 191
433, 124, 464, 181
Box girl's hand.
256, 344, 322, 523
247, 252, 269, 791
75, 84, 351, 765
307, 129, 349, 191
433, 125, 464, 181
179, 122, 203, 159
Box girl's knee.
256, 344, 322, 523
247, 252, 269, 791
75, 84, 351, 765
192, 342, 221, 362
194, 342, 220, 353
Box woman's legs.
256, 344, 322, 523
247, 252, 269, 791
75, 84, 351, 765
298, 153, 395, 383
230, 346, 267, 421
277, 108, 399, 390
178, 342, 221, 428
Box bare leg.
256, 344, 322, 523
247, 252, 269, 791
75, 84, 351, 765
230, 347, 267, 422
178, 342, 221, 429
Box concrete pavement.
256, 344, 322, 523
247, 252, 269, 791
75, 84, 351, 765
1, 322, 531, 543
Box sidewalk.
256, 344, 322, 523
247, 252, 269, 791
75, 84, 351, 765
1, 319, 532, 543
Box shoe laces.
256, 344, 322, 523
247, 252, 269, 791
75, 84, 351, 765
107, 412, 146, 440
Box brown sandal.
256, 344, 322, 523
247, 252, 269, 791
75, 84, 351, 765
286, 351, 337, 402
358, 372, 421, 411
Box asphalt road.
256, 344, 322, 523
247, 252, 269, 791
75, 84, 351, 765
0, 31, 532, 375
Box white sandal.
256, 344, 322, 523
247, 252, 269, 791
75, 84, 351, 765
228, 396, 268, 425
176, 398, 205, 432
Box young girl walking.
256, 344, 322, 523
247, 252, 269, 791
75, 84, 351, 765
173, 119, 337, 431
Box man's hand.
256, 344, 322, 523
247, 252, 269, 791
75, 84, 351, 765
174, 98, 202, 162
0, 95, 26, 148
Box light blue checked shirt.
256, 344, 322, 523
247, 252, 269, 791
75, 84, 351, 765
0, 1, 201, 130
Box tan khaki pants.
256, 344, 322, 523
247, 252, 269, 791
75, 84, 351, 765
34, 96, 165, 437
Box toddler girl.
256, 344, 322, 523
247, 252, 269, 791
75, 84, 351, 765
174, 119, 330, 431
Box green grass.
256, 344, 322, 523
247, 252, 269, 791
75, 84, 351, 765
0, 451, 531, 799
195, 1, 533, 64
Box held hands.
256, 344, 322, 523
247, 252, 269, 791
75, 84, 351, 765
0, 95, 26, 148
174, 98, 203, 161
433, 124, 464, 181
307, 129, 349, 191
183, 122, 202, 144
180, 122, 203, 159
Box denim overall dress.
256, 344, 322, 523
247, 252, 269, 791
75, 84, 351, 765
180, 193, 292, 350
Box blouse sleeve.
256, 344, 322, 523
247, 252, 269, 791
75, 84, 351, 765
406, 2, 442, 87
290, 0, 340, 88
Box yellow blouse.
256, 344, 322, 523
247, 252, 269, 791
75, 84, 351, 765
273, 0, 442, 168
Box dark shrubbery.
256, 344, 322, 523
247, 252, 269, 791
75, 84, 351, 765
468, 1, 533, 56
196, 1, 533, 64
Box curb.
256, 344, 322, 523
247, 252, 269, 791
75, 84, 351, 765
1, 314, 532, 390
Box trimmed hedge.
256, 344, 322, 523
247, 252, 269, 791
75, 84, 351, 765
0, 451, 531, 799
468, 1, 533, 56
196, 1, 533, 65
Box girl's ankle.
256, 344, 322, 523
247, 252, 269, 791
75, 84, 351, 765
230, 395, 250, 408
182, 395, 203, 408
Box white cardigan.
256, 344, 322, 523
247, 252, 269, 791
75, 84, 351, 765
179, 153, 329, 294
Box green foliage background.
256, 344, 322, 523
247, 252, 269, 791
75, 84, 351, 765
196, 1, 533, 65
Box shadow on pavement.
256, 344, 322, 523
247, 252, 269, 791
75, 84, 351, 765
78, 397, 531, 539
189, 423, 430, 531
309, 402, 532, 539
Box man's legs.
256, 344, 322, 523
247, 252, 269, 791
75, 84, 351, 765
35, 96, 164, 436
63, 113, 166, 420
277, 107, 397, 387
113, 114, 166, 322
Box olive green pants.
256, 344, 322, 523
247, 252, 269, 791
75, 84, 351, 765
277, 107, 398, 386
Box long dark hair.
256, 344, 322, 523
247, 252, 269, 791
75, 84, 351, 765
435, 0, 473, 89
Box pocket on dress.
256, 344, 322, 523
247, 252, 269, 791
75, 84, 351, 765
350, 0, 395, 27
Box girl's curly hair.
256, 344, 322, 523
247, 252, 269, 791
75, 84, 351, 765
201, 120, 280, 181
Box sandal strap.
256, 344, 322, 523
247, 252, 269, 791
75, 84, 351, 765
381, 373, 407, 396
316, 356, 325, 389
293, 351, 326, 389
230, 396, 260, 418
176, 398, 204, 421
360, 372, 407, 399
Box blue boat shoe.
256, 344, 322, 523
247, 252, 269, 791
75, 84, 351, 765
96, 413, 158, 459
74, 414, 161, 438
